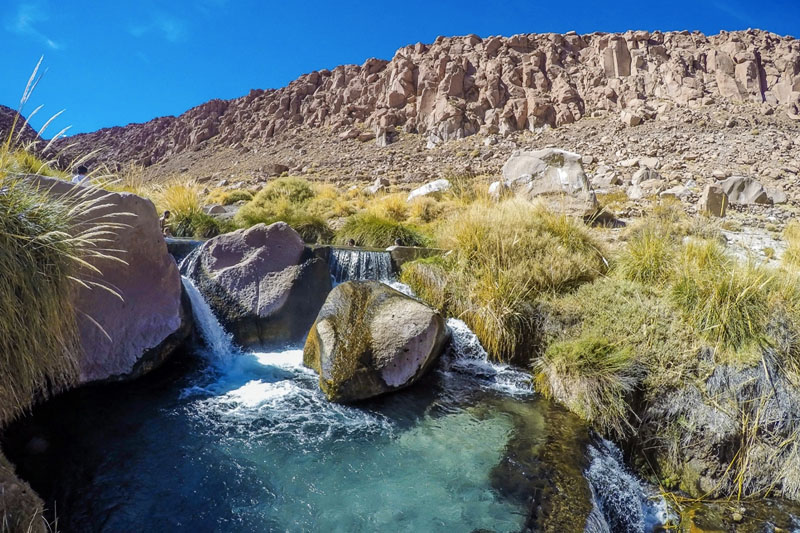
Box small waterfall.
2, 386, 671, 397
584, 439, 672, 533
181, 276, 237, 360
442, 318, 533, 395
329, 248, 393, 283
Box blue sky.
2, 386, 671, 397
2, 0, 798, 136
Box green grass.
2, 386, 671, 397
402, 199, 608, 362
334, 213, 430, 247
535, 335, 638, 437
616, 229, 677, 285
670, 241, 772, 364
0, 175, 126, 425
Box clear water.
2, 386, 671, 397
30, 277, 544, 532
11, 276, 674, 532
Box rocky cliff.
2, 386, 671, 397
53, 29, 800, 170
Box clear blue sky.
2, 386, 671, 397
2, 0, 798, 136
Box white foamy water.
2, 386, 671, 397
329, 248, 394, 283
181, 276, 238, 361
442, 318, 534, 396
584, 439, 673, 533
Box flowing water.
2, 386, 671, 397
5, 266, 676, 532
328, 248, 393, 283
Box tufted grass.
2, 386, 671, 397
535, 335, 638, 438
403, 199, 608, 363
206, 188, 253, 206
782, 220, 800, 270
334, 213, 430, 248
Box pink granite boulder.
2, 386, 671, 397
26, 176, 189, 382
184, 222, 332, 347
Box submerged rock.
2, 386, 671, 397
184, 222, 331, 348
500, 148, 598, 216
303, 280, 449, 402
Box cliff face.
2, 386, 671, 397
54, 29, 800, 168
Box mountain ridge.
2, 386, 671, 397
35, 28, 799, 171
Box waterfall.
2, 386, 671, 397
584, 439, 672, 533
441, 318, 533, 395
329, 248, 393, 283
181, 276, 237, 360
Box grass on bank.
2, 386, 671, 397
401, 199, 608, 362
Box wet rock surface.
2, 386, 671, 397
303, 280, 449, 402
184, 222, 331, 348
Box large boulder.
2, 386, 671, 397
719, 176, 770, 205
303, 281, 449, 402
499, 149, 598, 216
184, 222, 331, 348
27, 176, 189, 382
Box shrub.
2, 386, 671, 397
335, 213, 430, 247
254, 176, 314, 204
671, 240, 772, 364
399, 257, 449, 312
236, 177, 317, 228
369, 193, 409, 222
206, 188, 253, 206
535, 335, 638, 437
615, 229, 677, 285
408, 196, 444, 223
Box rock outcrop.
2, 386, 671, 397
497, 148, 597, 216
303, 280, 449, 402
51, 30, 800, 169
27, 176, 189, 382
719, 175, 771, 204
0, 104, 38, 147
184, 222, 331, 348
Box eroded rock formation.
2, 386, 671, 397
53, 30, 800, 168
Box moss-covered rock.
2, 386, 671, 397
303, 281, 449, 402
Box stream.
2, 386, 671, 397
3, 249, 673, 532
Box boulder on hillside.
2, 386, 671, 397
407, 178, 451, 201
184, 222, 331, 348
499, 149, 598, 216
303, 281, 449, 402
719, 176, 770, 205
27, 176, 189, 382
698, 184, 728, 217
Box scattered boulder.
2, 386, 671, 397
303, 281, 449, 402
631, 168, 662, 186
27, 176, 189, 382
620, 110, 643, 127
659, 185, 691, 200
768, 188, 788, 205
263, 163, 290, 176
407, 178, 451, 201
203, 204, 227, 215
500, 149, 598, 216
364, 177, 389, 195
719, 176, 770, 205
184, 222, 331, 348
488, 180, 512, 200
698, 184, 728, 217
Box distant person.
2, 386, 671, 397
160, 211, 172, 237
71, 165, 89, 185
